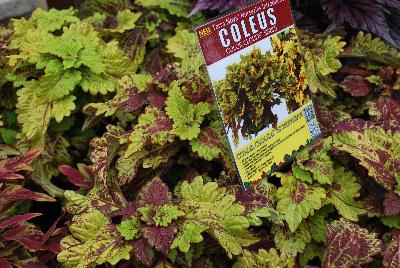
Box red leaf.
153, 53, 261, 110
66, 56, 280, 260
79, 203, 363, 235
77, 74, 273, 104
59, 165, 88, 188
341, 67, 373, 77
0, 213, 42, 229
0, 258, 12, 268
0, 149, 42, 181
341, 75, 373, 97
1, 184, 55, 203
43, 211, 66, 243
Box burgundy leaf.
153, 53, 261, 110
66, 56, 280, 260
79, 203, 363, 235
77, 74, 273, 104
383, 191, 400, 216
383, 229, 400, 268
369, 97, 400, 133
132, 238, 156, 267
120, 86, 147, 112
137, 177, 172, 206
322, 218, 383, 268
0, 213, 42, 229
43, 211, 66, 243
141, 226, 175, 254
121, 202, 139, 220
333, 118, 375, 133
21, 262, 48, 268
362, 196, 384, 217
147, 91, 167, 108
379, 67, 395, 83
235, 184, 273, 213
341, 75, 373, 97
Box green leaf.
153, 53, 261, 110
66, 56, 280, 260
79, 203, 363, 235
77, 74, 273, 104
166, 82, 211, 140
299, 241, 323, 267
276, 173, 326, 232
0, 128, 18, 145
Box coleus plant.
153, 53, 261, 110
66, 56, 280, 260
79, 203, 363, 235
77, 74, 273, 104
0, 0, 399, 267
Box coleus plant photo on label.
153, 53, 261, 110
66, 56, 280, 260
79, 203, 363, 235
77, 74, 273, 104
215, 28, 308, 145
0, 0, 399, 267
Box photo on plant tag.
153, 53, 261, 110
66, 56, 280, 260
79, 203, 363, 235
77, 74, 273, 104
208, 27, 309, 152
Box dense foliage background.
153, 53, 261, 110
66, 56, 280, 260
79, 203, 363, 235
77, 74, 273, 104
0, 0, 399, 267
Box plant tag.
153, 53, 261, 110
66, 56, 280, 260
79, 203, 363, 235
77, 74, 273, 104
194, 0, 322, 188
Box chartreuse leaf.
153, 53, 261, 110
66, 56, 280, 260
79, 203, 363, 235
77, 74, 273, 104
125, 107, 175, 158
118, 216, 141, 240
9, 10, 135, 142
346, 32, 400, 65
322, 218, 383, 268
276, 173, 326, 232
16, 81, 76, 143
273, 223, 311, 257
110, 10, 141, 33
165, 82, 211, 140
233, 248, 295, 268
57, 209, 132, 267
139, 204, 184, 227
295, 138, 335, 185
326, 167, 366, 221
36, 8, 79, 33
135, 0, 191, 17
167, 28, 204, 77
189, 126, 224, 161
39, 60, 82, 102
303, 34, 346, 97
171, 177, 259, 258
167, 29, 198, 60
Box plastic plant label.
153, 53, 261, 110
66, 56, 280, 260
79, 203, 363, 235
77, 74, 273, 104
195, 0, 322, 188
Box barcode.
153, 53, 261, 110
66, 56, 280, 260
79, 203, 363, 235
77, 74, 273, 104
308, 120, 321, 140
303, 104, 316, 122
